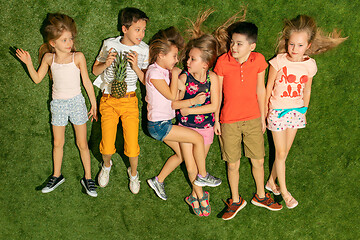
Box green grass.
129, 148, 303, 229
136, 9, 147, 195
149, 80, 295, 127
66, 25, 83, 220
1, 0, 359, 239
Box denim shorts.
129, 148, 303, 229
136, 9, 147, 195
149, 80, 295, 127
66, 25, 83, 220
147, 120, 173, 141
50, 94, 88, 126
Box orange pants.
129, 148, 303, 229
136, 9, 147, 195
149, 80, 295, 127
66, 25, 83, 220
99, 93, 140, 157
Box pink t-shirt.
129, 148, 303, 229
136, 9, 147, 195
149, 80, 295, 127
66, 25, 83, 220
145, 63, 175, 121
269, 53, 317, 109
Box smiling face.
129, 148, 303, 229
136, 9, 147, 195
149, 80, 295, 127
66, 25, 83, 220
230, 33, 256, 63
287, 31, 311, 62
50, 30, 74, 53
186, 48, 208, 74
121, 19, 147, 46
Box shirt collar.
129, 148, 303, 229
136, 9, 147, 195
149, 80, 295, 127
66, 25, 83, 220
154, 62, 169, 77
226, 50, 256, 64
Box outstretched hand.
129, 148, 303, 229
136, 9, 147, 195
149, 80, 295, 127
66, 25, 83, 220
16, 48, 32, 65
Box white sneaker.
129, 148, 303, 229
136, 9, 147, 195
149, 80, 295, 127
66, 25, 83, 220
98, 160, 112, 188
127, 167, 140, 194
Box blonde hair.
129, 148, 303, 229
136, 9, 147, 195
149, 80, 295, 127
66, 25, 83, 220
39, 13, 77, 62
149, 26, 184, 65
182, 7, 247, 68
277, 15, 347, 55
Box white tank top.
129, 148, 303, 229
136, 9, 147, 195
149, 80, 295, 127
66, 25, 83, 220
51, 53, 81, 99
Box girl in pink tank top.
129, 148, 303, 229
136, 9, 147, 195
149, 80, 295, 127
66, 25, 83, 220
16, 13, 98, 197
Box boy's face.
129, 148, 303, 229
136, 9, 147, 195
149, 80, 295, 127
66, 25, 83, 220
230, 33, 256, 63
121, 19, 147, 46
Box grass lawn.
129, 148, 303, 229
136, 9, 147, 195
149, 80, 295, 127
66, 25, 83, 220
1, 0, 359, 239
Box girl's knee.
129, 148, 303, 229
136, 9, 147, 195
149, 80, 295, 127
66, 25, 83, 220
53, 138, 65, 148
76, 140, 89, 151
276, 151, 287, 160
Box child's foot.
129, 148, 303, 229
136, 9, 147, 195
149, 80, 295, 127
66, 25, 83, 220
127, 167, 140, 194
265, 181, 281, 195
98, 160, 112, 188
198, 191, 211, 217
282, 192, 298, 209
185, 195, 203, 217
42, 175, 65, 193
251, 192, 283, 211
147, 177, 167, 200
194, 173, 222, 187
221, 196, 247, 220
81, 177, 98, 197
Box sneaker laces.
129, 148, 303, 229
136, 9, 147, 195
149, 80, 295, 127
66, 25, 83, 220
87, 179, 97, 191
46, 176, 56, 187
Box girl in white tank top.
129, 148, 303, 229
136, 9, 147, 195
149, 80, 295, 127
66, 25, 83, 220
16, 13, 98, 197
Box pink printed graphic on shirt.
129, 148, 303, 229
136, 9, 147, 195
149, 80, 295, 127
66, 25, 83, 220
181, 116, 188, 123
194, 115, 205, 124
186, 82, 199, 95
280, 66, 308, 98
204, 123, 212, 129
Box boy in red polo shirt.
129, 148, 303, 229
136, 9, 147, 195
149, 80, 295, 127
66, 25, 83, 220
214, 22, 282, 220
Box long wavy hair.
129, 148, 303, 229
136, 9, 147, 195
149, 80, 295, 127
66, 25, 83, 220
276, 15, 347, 55
38, 13, 77, 62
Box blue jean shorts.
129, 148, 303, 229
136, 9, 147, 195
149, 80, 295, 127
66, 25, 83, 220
50, 94, 88, 126
147, 120, 173, 141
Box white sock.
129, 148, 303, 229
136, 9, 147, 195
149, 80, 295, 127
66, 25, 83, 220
130, 172, 138, 179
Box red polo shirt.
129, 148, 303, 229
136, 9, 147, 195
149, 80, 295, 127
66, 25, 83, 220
214, 51, 268, 123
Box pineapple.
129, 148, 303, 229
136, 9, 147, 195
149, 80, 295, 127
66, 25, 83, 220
111, 52, 128, 98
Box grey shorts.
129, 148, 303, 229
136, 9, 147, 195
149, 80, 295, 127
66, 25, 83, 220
50, 94, 88, 126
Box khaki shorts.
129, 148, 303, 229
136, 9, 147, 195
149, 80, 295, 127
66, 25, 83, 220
219, 118, 265, 162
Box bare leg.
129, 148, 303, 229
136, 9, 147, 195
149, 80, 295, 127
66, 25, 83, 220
73, 123, 92, 179
228, 160, 240, 202
268, 129, 298, 188
157, 140, 183, 182
251, 158, 265, 198
129, 156, 138, 177
52, 125, 66, 177
271, 128, 298, 200
163, 125, 207, 176
102, 154, 113, 168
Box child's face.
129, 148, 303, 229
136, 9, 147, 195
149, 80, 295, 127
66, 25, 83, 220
287, 31, 311, 61
121, 19, 147, 46
230, 33, 256, 63
186, 48, 208, 74
50, 31, 74, 53
160, 45, 179, 70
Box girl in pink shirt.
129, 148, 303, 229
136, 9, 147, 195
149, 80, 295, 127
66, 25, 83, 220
265, 15, 347, 208
16, 13, 98, 197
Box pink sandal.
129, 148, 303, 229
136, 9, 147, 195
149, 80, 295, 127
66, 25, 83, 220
265, 181, 281, 195
283, 192, 298, 209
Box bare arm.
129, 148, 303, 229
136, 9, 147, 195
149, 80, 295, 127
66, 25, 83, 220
171, 73, 206, 109
92, 49, 117, 76
303, 77, 313, 109
257, 69, 266, 133
16, 49, 50, 84
127, 51, 145, 85
180, 71, 220, 115
214, 75, 223, 135
265, 66, 277, 117
150, 67, 181, 101
76, 52, 98, 122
